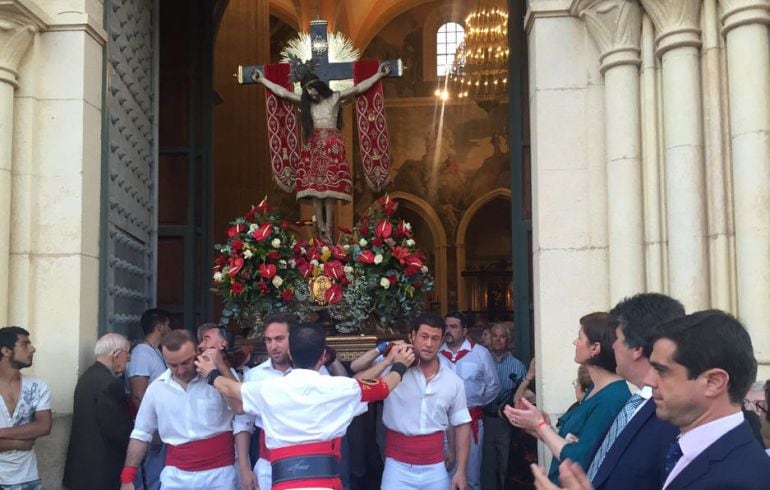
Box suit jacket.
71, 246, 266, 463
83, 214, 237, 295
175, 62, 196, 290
593, 399, 678, 490
63, 362, 133, 490
665, 420, 770, 490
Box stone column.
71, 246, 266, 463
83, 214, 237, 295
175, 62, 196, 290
641, 0, 709, 310
573, 0, 645, 303
0, 4, 38, 325
720, 0, 770, 371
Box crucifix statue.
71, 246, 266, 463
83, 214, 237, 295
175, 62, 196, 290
237, 19, 401, 242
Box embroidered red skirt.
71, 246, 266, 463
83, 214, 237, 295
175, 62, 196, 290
296, 128, 353, 202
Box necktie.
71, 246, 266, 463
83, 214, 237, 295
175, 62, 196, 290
587, 393, 645, 480
663, 439, 683, 478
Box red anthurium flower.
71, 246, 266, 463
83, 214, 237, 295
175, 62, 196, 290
280, 220, 290, 230
297, 259, 312, 278
260, 263, 277, 279
358, 223, 370, 235
255, 196, 270, 214
331, 246, 347, 261
325, 284, 343, 304
324, 260, 345, 281
357, 250, 375, 264
231, 240, 243, 252
281, 288, 294, 302
338, 226, 352, 235
253, 222, 272, 241
406, 255, 424, 269
339, 276, 350, 286
228, 257, 244, 276
404, 265, 420, 277
257, 280, 270, 295
244, 206, 257, 222
230, 281, 244, 295
375, 220, 392, 238
227, 224, 244, 238
396, 219, 411, 238
266, 250, 280, 261
372, 237, 383, 247
392, 246, 410, 265
215, 255, 227, 267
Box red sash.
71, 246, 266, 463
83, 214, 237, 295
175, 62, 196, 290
259, 430, 271, 462
384, 430, 444, 465
271, 438, 342, 490
165, 431, 234, 471
469, 406, 484, 444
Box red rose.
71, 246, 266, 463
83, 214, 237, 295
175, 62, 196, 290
230, 281, 244, 295
339, 276, 350, 286
357, 250, 375, 264
228, 257, 244, 276
260, 263, 277, 279
375, 220, 392, 239
257, 280, 270, 295
231, 240, 243, 252
404, 265, 420, 277
293, 242, 306, 256
215, 255, 226, 267
227, 224, 244, 238
266, 250, 280, 261
372, 237, 383, 247
325, 284, 343, 304
415, 279, 424, 288
324, 260, 345, 281
281, 288, 294, 302
358, 223, 370, 235
388, 274, 398, 285
392, 246, 410, 265
252, 222, 272, 241
280, 220, 290, 230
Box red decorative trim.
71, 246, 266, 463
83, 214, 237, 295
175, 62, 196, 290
353, 60, 392, 192
264, 63, 299, 192
356, 377, 390, 402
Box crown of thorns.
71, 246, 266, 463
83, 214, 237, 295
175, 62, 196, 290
288, 55, 318, 84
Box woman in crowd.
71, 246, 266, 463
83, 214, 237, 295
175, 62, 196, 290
504, 312, 630, 484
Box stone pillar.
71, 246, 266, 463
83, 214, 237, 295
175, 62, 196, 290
573, 0, 645, 303
641, 0, 709, 310
720, 0, 770, 372
0, 3, 39, 325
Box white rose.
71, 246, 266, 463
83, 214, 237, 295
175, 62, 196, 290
312, 215, 317, 222
278, 259, 287, 268
380, 277, 391, 289
213, 272, 224, 282
271, 238, 281, 248
310, 259, 319, 266
243, 249, 253, 259
289, 259, 297, 268
322, 246, 330, 253
406, 239, 415, 247
421, 265, 429, 273
405, 223, 412, 230
359, 239, 368, 247
249, 223, 258, 233
343, 265, 353, 274
374, 254, 383, 265
272, 276, 283, 287
343, 244, 350, 250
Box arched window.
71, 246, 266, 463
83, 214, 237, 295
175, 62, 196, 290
436, 22, 465, 77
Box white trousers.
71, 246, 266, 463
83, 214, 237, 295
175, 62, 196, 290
381, 457, 450, 490
159, 465, 236, 490
254, 457, 271, 490
448, 418, 483, 490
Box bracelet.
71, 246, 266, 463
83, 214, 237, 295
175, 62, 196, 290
376, 341, 389, 355
536, 420, 548, 432
207, 368, 222, 386
391, 362, 408, 379
120, 466, 138, 484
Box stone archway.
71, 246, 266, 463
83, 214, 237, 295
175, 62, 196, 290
456, 188, 511, 310
388, 191, 449, 314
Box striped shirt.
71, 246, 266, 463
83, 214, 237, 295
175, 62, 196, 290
486, 351, 527, 412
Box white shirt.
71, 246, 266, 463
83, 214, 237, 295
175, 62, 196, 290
439, 339, 500, 408
0, 376, 51, 485
241, 368, 367, 449
383, 363, 471, 435
630, 386, 653, 420
663, 411, 745, 489
130, 369, 234, 445
126, 343, 166, 382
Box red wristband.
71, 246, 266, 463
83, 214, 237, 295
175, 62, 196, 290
536, 420, 548, 432
121, 466, 138, 484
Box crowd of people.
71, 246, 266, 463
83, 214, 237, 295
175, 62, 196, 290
0, 292, 769, 489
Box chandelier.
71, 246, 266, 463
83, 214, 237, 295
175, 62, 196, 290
449, 1, 509, 109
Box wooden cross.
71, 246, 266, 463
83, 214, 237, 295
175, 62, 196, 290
236, 19, 401, 85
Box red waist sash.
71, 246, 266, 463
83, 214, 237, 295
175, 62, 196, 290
384, 430, 444, 465
469, 406, 484, 444
259, 430, 271, 462
165, 432, 234, 472
270, 437, 342, 490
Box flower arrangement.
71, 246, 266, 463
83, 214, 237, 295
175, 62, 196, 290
212, 195, 434, 334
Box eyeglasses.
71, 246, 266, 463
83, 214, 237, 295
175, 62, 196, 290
744, 398, 768, 414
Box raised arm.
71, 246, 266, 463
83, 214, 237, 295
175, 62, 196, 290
339, 63, 391, 101
251, 69, 301, 103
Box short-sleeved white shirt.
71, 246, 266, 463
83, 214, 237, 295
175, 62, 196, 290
130, 370, 233, 445
439, 339, 500, 408
0, 376, 51, 485
126, 343, 167, 382
383, 363, 470, 435
241, 368, 367, 449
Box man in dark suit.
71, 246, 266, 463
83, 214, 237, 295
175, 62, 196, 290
588, 293, 684, 490
64, 333, 133, 490
645, 310, 770, 490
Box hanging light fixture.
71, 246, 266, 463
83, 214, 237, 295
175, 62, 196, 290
449, 1, 509, 110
